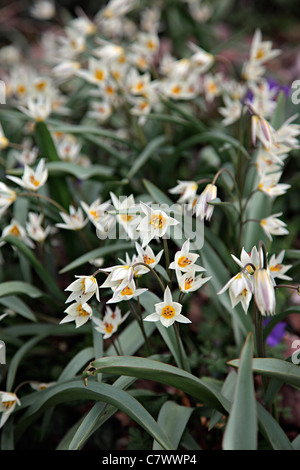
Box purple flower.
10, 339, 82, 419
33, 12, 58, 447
264, 319, 286, 347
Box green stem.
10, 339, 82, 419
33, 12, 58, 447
128, 300, 151, 355
132, 262, 166, 293
163, 237, 172, 285
254, 302, 268, 398
18, 191, 68, 214
173, 322, 186, 371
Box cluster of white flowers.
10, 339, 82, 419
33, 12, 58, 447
218, 245, 292, 316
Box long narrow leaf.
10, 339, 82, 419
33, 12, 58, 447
222, 333, 257, 450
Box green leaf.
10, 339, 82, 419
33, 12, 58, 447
45, 161, 113, 181
222, 333, 257, 450
153, 401, 194, 450
257, 402, 294, 450
83, 356, 230, 412
34, 121, 71, 209
127, 135, 166, 179
228, 357, 300, 389
0, 281, 43, 299
16, 380, 175, 450
0, 296, 36, 321
6, 334, 48, 392
59, 241, 134, 273
0, 235, 64, 301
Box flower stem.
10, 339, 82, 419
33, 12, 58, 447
173, 322, 186, 371
254, 303, 268, 398
128, 299, 151, 355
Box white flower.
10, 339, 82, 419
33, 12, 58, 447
65, 275, 100, 304
169, 180, 198, 204
26, 212, 52, 242
81, 198, 112, 231
134, 242, 163, 275
110, 193, 141, 240
188, 43, 214, 74
6, 158, 48, 191
107, 279, 147, 304
169, 239, 205, 273
176, 267, 211, 294
218, 271, 253, 314
249, 29, 281, 65
19, 95, 52, 122
60, 300, 93, 328
0, 124, 9, 150
258, 172, 291, 197
260, 213, 289, 241
56, 205, 88, 231
194, 183, 217, 221
0, 182, 17, 216
30, 0, 55, 19
218, 95, 243, 126
0, 218, 34, 248
76, 58, 108, 86
268, 250, 292, 281
144, 286, 191, 328
253, 268, 276, 316
137, 201, 179, 247
0, 392, 21, 428
92, 306, 129, 339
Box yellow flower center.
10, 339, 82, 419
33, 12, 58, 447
270, 264, 282, 272
2, 400, 15, 410
29, 175, 40, 187
76, 304, 90, 317
35, 80, 46, 91
121, 286, 133, 296
143, 254, 155, 265
10, 225, 20, 237
256, 48, 265, 60
171, 85, 181, 95
161, 305, 175, 319
104, 322, 114, 334
119, 214, 133, 222
149, 213, 166, 230
94, 69, 104, 81
178, 256, 192, 268
184, 277, 194, 290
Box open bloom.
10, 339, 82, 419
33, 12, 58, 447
137, 202, 179, 247
26, 212, 52, 243
0, 182, 17, 216
135, 242, 163, 275
0, 124, 9, 150
0, 392, 21, 428
60, 300, 93, 328
169, 239, 205, 273
56, 205, 88, 231
65, 275, 100, 303
6, 159, 48, 191
176, 267, 211, 294
218, 271, 253, 314
144, 286, 191, 328
92, 306, 129, 339
260, 213, 289, 241
169, 180, 198, 204
106, 279, 148, 304
194, 183, 217, 221
0, 218, 34, 248
268, 251, 292, 281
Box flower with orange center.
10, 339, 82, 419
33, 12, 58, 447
137, 202, 179, 248
176, 267, 211, 294
0, 391, 21, 428
169, 239, 205, 273
65, 275, 100, 304
93, 306, 130, 339
169, 180, 198, 204
60, 300, 93, 328
7, 158, 48, 192
134, 242, 163, 276
144, 286, 191, 328
107, 279, 148, 304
